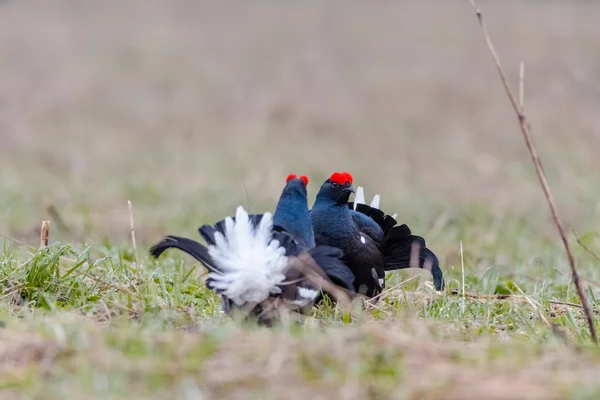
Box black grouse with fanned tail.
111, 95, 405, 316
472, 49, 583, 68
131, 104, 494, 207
310, 172, 444, 299
150, 174, 356, 326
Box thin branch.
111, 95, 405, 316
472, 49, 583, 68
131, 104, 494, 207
449, 289, 587, 310
469, 0, 597, 343
573, 229, 600, 262
554, 266, 600, 289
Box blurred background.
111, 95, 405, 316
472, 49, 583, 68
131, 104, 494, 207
1, 0, 599, 271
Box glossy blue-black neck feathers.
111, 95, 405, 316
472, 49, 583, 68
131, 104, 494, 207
311, 180, 356, 243
273, 178, 315, 248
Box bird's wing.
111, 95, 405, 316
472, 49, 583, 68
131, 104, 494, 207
349, 209, 385, 243
280, 246, 356, 308
307, 245, 355, 291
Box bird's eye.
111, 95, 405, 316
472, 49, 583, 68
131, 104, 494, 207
331, 182, 339, 188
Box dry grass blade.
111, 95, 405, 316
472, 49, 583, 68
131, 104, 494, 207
449, 289, 585, 310
469, 0, 598, 344
365, 275, 422, 305
39, 221, 50, 248
460, 240, 465, 302
513, 282, 551, 327
127, 200, 139, 268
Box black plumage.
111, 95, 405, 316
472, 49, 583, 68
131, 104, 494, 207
150, 174, 356, 326
311, 172, 445, 300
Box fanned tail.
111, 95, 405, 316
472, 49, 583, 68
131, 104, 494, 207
151, 207, 290, 306
382, 225, 445, 291
204, 207, 289, 306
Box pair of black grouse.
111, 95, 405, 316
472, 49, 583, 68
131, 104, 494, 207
150, 172, 443, 325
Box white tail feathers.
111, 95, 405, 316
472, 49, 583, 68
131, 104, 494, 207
354, 186, 365, 210
208, 206, 288, 306
369, 194, 380, 209
355, 186, 399, 221
355, 186, 381, 210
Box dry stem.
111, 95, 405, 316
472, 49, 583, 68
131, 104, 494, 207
127, 200, 139, 267
39, 221, 50, 248
469, 0, 597, 343
573, 229, 600, 263
449, 289, 587, 310
460, 240, 465, 302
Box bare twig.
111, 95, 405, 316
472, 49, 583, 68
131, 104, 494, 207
449, 289, 587, 310
573, 229, 600, 262
127, 200, 139, 267
469, 0, 597, 343
554, 266, 600, 289
40, 221, 50, 248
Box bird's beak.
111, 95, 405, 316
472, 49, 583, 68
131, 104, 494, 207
342, 185, 355, 195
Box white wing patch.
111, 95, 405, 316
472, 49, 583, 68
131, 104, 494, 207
378, 278, 384, 286
207, 206, 288, 306
360, 235, 366, 244
354, 186, 365, 210
391, 213, 398, 220
291, 287, 320, 306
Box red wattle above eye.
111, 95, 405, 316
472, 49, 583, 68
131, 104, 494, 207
342, 172, 353, 185
286, 173, 297, 183
329, 171, 352, 185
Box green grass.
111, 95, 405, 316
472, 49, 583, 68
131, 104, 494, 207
2, 0, 600, 398
1, 227, 600, 399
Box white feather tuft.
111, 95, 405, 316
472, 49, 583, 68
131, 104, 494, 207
207, 206, 288, 306
291, 287, 320, 306
369, 194, 381, 209
354, 186, 365, 210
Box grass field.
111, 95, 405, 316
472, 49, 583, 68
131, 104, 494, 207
2, 1, 600, 398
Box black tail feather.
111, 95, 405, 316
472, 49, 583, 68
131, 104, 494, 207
149, 235, 218, 274
382, 229, 445, 291
348, 202, 397, 234
198, 225, 218, 246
